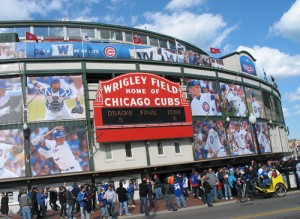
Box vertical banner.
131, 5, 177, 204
29, 125, 89, 176
227, 121, 255, 156
0, 77, 23, 124
0, 129, 25, 180
192, 119, 229, 160
27, 75, 86, 122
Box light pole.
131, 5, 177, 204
249, 113, 262, 164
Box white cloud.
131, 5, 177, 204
136, 11, 236, 51
282, 107, 290, 118
236, 46, 300, 78
0, 0, 63, 20
166, 0, 205, 11
284, 87, 300, 102
270, 1, 300, 42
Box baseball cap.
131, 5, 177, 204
52, 129, 65, 139
202, 122, 211, 129
50, 77, 61, 86
220, 84, 226, 91
250, 90, 256, 97
187, 80, 199, 87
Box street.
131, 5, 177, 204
131, 191, 300, 219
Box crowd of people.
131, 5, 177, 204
1, 158, 299, 219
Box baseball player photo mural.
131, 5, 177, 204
0, 129, 25, 179
255, 122, 272, 154
30, 126, 89, 176
27, 75, 85, 121
192, 119, 228, 160
227, 121, 254, 156
219, 83, 247, 117
245, 88, 265, 119
0, 78, 23, 124
187, 79, 220, 116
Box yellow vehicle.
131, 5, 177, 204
238, 174, 288, 203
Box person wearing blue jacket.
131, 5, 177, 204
36, 187, 47, 218
98, 188, 108, 219
171, 179, 186, 208
77, 186, 90, 219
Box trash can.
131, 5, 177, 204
288, 171, 297, 189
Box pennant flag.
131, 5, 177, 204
82, 32, 90, 42
26, 32, 38, 43
133, 36, 143, 44
175, 40, 185, 50
271, 75, 275, 82
210, 47, 221, 54
263, 68, 268, 82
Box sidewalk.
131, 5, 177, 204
9, 193, 236, 219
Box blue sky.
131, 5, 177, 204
1, 0, 300, 139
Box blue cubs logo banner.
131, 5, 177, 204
240, 55, 256, 76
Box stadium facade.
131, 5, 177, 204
0, 20, 289, 203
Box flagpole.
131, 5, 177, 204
80, 29, 85, 58
133, 33, 136, 59
25, 34, 27, 58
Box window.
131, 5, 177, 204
49, 27, 63, 37
104, 144, 112, 159
157, 141, 164, 155
174, 141, 181, 154
67, 27, 81, 37
99, 29, 110, 39
111, 30, 123, 41
82, 28, 95, 38
125, 142, 132, 158
125, 32, 133, 42
149, 37, 159, 47
159, 39, 168, 48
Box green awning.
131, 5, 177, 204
0, 33, 20, 42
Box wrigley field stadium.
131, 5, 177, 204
0, 20, 289, 205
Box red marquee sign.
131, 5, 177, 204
94, 73, 193, 142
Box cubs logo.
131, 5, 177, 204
103, 46, 117, 58
202, 102, 210, 112
210, 136, 214, 144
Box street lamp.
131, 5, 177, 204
249, 113, 262, 164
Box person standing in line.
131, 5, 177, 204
161, 178, 177, 212
104, 185, 116, 219
171, 179, 186, 209
49, 187, 59, 211
19, 190, 32, 219
115, 182, 131, 216
98, 188, 108, 219
147, 180, 155, 207
127, 179, 136, 207
66, 186, 75, 219
153, 174, 162, 200
1, 192, 9, 216
36, 187, 47, 218
206, 168, 218, 202
139, 178, 150, 216
182, 173, 189, 198
77, 186, 90, 219
59, 186, 67, 218
28, 187, 38, 218
202, 175, 213, 207
71, 183, 80, 212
